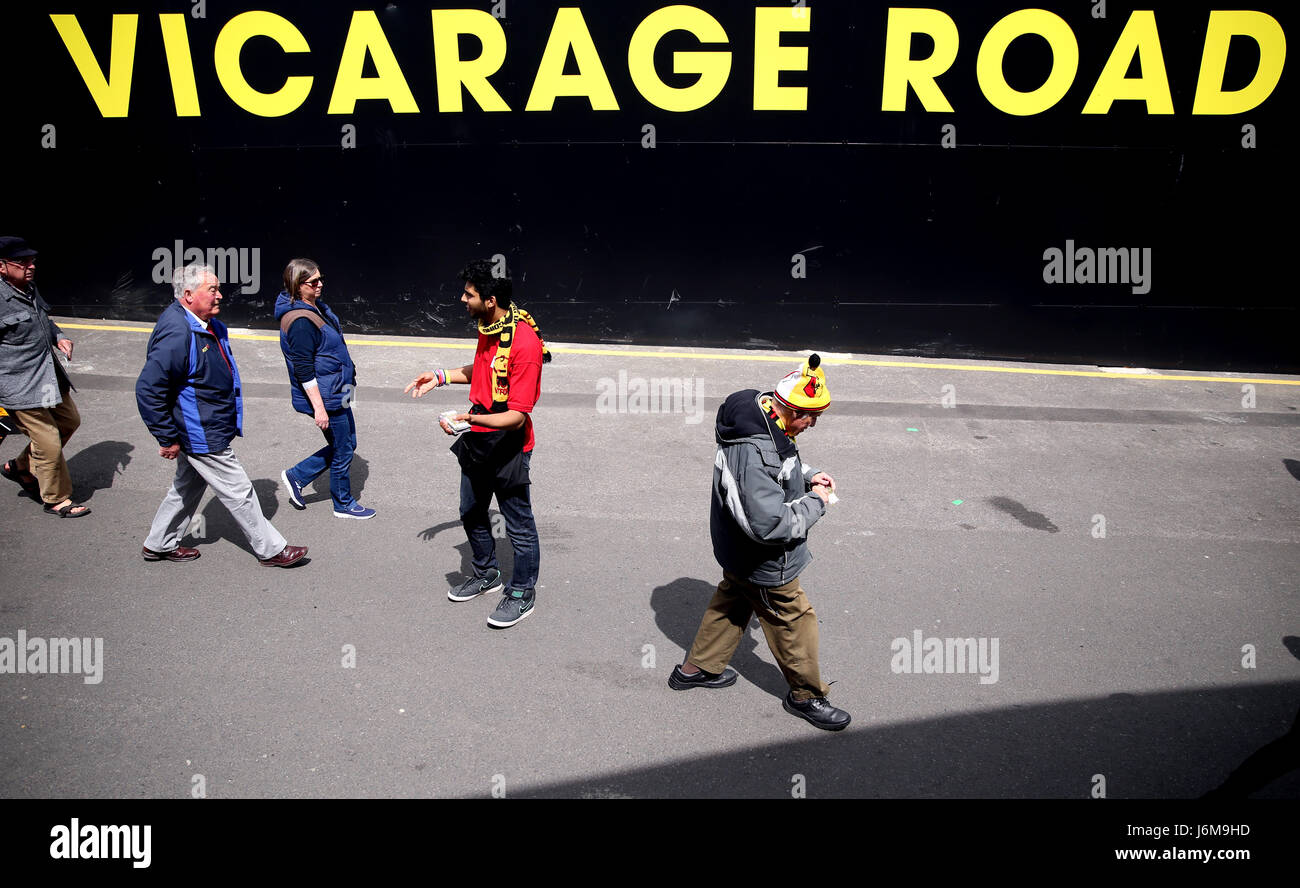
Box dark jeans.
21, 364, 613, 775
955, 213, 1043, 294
459, 451, 539, 594
287, 406, 357, 510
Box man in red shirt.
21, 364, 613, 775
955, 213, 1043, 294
406, 261, 547, 628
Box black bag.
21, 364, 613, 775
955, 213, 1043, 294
449, 407, 530, 489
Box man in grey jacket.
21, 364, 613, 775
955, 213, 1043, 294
0, 237, 88, 517
669, 354, 849, 731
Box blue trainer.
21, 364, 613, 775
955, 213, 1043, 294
281, 470, 306, 510
333, 503, 376, 520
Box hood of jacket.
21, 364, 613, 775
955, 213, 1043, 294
275, 290, 318, 322
715, 389, 797, 460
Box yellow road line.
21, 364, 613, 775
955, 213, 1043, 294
57, 322, 1300, 386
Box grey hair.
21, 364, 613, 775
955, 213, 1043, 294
172, 264, 217, 300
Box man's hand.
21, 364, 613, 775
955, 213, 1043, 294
313, 407, 330, 430
56, 339, 73, 360
404, 372, 442, 398
810, 484, 832, 505
159, 444, 181, 460
438, 413, 471, 436
810, 472, 836, 492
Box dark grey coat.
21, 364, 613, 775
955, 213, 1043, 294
0, 279, 70, 410
710, 389, 826, 587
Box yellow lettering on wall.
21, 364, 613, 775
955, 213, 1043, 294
976, 9, 1078, 116
628, 5, 732, 112
1193, 11, 1287, 115
431, 9, 511, 112
49, 14, 138, 118
526, 8, 618, 111
214, 11, 313, 117
754, 6, 811, 111
159, 14, 201, 117
881, 8, 959, 113
328, 10, 420, 114
1083, 11, 1173, 114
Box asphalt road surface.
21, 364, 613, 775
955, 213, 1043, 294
1, 317, 1297, 799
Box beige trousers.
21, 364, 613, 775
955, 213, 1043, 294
9, 391, 80, 504
687, 571, 831, 701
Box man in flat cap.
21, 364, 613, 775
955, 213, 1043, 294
669, 354, 850, 731
0, 236, 89, 517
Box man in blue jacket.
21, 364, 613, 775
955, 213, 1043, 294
135, 264, 307, 567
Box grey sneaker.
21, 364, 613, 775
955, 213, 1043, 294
487, 588, 535, 628
448, 568, 503, 602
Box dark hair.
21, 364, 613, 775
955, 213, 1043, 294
460, 259, 512, 307
283, 258, 320, 298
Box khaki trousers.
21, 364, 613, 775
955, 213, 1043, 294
687, 571, 831, 701
9, 391, 81, 505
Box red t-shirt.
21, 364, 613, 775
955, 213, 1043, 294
468, 320, 543, 452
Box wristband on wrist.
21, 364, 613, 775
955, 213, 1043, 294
435, 369, 447, 387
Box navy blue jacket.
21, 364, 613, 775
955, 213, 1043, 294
274, 291, 357, 414
136, 301, 243, 454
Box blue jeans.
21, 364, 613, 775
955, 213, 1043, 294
287, 407, 358, 510
459, 451, 539, 594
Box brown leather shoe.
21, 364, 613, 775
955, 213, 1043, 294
142, 545, 201, 563
258, 545, 307, 568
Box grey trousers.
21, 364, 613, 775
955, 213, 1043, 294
144, 449, 286, 560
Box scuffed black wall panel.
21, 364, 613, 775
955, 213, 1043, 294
11, 1, 1295, 370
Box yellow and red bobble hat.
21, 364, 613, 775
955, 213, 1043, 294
773, 354, 831, 414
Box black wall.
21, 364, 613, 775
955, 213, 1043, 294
11, 1, 1296, 370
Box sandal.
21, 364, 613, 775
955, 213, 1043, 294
2, 461, 41, 499
44, 500, 91, 518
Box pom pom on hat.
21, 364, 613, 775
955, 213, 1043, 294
774, 353, 830, 413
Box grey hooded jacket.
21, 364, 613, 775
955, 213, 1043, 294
0, 279, 70, 410
710, 389, 827, 587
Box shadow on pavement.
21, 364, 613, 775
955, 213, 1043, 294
67, 440, 134, 502
1203, 636, 1300, 798
495, 678, 1300, 799
293, 454, 371, 506
650, 577, 790, 701
417, 517, 514, 589
197, 478, 282, 557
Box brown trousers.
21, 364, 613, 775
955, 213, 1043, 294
8, 391, 80, 504
687, 571, 830, 701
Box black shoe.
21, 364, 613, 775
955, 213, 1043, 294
668, 664, 738, 690
783, 692, 851, 731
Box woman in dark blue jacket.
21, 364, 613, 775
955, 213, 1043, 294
275, 259, 374, 519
